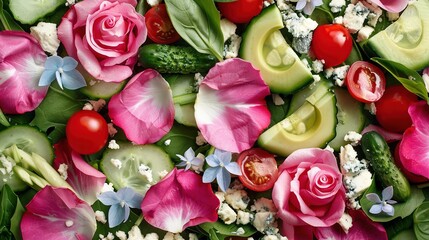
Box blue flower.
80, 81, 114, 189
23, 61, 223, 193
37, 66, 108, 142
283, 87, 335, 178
202, 149, 241, 192
176, 147, 204, 171
97, 187, 143, 228
295, 0, 323, 15
366, 186, 397, 216
39, 56, 86, 90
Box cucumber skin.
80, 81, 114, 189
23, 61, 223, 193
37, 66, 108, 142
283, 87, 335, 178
361, 131, 411, 202
138, 44, 217, 74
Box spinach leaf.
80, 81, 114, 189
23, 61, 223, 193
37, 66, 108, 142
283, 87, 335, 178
164, 0, 224, 61
0, 0, 23, 31
30, 82, 86, 143
413, 201, 429, 240
371, 58, 429, 103
360, 177, 425, 222
200, 221, 257, 240
265, 94, 290, 128
0, 184, 25, 240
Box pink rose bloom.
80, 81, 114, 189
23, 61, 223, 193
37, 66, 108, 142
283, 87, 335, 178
58, 0, 147, 82
272, 148, 346, 240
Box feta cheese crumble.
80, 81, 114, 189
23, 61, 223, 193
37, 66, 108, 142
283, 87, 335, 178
338, 212, 353, 233
220, 18, 237, 43
95, 210, 107, 224
329, 0, 346, 13
218, 203, 237, 224
110, 158, 122, 169
224, 34, 242, 59
30, 22, 60, 56
138, 164, 153, 183
344, 131, 362, 146
343, 3, 370, 33
225, 188, 250, 210
108, 140, 120, 149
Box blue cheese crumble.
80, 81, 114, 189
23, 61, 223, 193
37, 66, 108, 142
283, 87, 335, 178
218, 203, 237, 224
343, 2, 370, 33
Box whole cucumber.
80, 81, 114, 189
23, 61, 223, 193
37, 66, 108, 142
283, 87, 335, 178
361, 131, 411, 202
138, 44, 218, 74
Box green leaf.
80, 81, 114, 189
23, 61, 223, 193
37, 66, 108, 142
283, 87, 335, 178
0, 0, 23, 31
30, 82, 86, 143
310, 7, 333, 25
0, 227, 13, 240
164, 0, 224, 61
0, 184, 25, 240
0, 108, 10, 127
371, 58, 429, 103
345, 40, 363, 65
156, 122, 199, 162
360, 177, 425, 222
10, 196, 24, 240
413, 201, 429, 240
392, 229, 418, 240
199, 221, 257, 240
266, 95, 290, 128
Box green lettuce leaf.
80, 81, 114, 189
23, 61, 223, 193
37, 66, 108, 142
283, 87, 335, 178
199, 220, 257, 240
413, 201, 429, 240
0, 185, 25, 240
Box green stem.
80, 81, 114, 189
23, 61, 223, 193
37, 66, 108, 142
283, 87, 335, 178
0, 108, 10, 127
173, 93, 197, 105
135, 214, 144, 226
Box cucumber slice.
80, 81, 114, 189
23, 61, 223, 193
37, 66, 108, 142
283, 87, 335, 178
79, 66, 126, 99
328, 88, 365, 151
9, 0, 66, 25
100, 142, 174, 195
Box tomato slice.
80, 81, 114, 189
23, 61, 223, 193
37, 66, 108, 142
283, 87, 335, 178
237, 148, 278, 192
145, 4, 180, 44
345, 61, 386, 103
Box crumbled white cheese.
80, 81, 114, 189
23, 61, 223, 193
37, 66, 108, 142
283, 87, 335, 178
162, 232, 184, 240
116, 231, 127, 240
195, 131, 207, 146
225, 189, 250, 210
233, 227, 246, 235
138, 164, 153, 183
333, 16, 344, 25
343, 3, 370, 33
110, 158, 122, 169
313, 75, 321, 83
57, 163, 68, 180
194, 73, 204, 91
338, 212, 353, 233
144, 232, 160, 240
344, 131, 362, 146
108, 140, 120, 149
330, 65, 349, 86
272, 94, 285, 106
215, 191, 226, 203
100, 182, 115, 193
357, 25, 374, 42
284, 13, 318, 38
324, 145, 335, 153
252, 212, 278, 234
312, 59, 324, 74
251, 198, 277, 213
147, 0, 161, 7
276, 0, 291, 10
261, 235, 288, 240
325, 67, 334, 78
128, 226, 144, 240
220, 18, 237, 42
340, 144, 363, 175
158, 170, 169, 179
218, 203, 237, 224
224, 34, 242, 59
65, 0, 76, 6
163, 139, 171, 146
237, 210, 253, 225
30, 22, 60, 56
95, 210, 107, 224
99, 232, 114, 240
0, 155, 14, 176
329, 0, 346, 13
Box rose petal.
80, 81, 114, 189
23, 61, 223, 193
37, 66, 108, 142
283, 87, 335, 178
0, 31, 48, 114
141, 168, 219, 233
361, 124, 403, 142
108, 69, 174, 144
21, 186, 96, 240
194, 58, 271, 153
53, 140, 106, 205
370, 0, 409, 13
279, 148, 339, 173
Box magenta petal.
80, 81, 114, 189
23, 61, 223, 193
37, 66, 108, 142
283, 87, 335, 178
361, 124, 403, 142
141, 168, 219, 233
408, 101, 429, 135
194, 58, 271, 153
108, 69, 174, 144
370, 0, 408, 13
0, 31, 48, 114
21, 186, 96, 240
53, 140, 106, 205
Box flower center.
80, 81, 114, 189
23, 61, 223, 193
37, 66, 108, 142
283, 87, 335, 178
58, 67, 64, 74
65, 220, 74, 227
219, 162, 225, 168
120, 200, 126, 208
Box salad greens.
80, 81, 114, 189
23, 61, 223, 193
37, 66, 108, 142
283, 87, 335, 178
0, 185, 24, 240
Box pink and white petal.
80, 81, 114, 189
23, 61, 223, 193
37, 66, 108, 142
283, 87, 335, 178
272, 171, 303, 225
370, 0, 408, 13
21, 186, 96, 240
53, 140, 106, 205
279, 148, 339, 173
194, 58, 271, 153
0, 31, 48, 114
108, 69, 174, 144
399, 127, 429, 178
408, 101, 429, 135
361, 124, 403, 142
141, 169, 219, 233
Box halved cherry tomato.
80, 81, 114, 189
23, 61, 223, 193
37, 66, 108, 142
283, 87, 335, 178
375, 85, 418, 133
145, 4, 180, 44
237, 148, 278, 192
66, 110, 108, 155
345, 61, 386, 103
311, 24, 353, 68
217, 0, 263, 24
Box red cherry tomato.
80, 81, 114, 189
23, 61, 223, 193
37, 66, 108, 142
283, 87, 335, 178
145, 4, 180, 44
311, 24, 353, 68
375, 85, 418, 133
217, 0, 263, 24
237, 148, 278, 192
345, 61, 386, 103
66, 110, 108, 155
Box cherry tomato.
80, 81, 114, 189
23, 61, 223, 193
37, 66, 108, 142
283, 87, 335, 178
145, 4, 180, 44
217, 0, 263, 24
311, 24, 353, 68
375, 85, 418, 133
345, 61, 386, 103
66, 110, 108, 155
237, 148, 278, 192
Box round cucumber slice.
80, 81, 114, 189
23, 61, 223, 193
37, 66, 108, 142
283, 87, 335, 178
100, 142, 174, 195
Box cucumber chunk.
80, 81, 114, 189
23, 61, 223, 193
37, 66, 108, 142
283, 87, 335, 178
9, 0, 66, 25
100, 142, 174, 195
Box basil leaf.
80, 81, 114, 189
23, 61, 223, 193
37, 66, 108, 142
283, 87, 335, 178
266, 94, 290, 128
371, 57, 429, 103
414, 201, 429, 240
0, 185, 24, 240
165, 0, 224, 61
360, 177, 425, 222
30, 82, 86, 143
200, 221, 257, 240
0, 0, 23, 31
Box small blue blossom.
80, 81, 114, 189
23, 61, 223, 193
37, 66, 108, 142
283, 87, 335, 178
295, 0, 323, 15
39, 56, 86, 90
202, 149, 241, 192
176, 147, 204, 171
366, 186, 397, 216
98, 187, 143, 228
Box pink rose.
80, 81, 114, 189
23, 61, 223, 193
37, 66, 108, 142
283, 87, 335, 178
272, 148, 346, 240
58, 0, 147, 82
